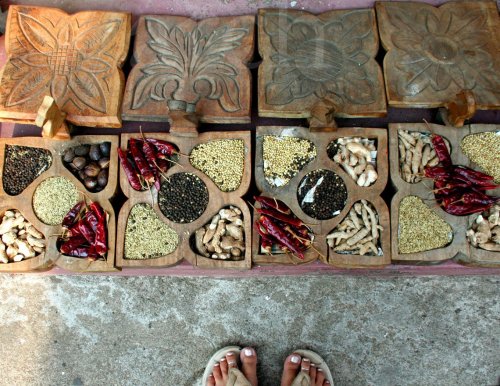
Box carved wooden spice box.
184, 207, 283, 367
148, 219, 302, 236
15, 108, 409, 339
0, 6, 131, 128
116, 132, 252, 269
389, 123, 500, 267
258, 8, 387, 123
0, 136, 119, 272
376, 1, 500, 111
253, 126, 390, 268
122, 15, 254, 124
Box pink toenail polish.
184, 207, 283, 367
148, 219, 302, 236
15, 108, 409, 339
291, 355, 300, 363
318, 368, 323, 372
244, 348, 253, 357
220, 358, 226, 362
214, 364, 220, 367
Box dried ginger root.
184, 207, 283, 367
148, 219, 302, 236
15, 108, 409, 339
327, 201, 383, 256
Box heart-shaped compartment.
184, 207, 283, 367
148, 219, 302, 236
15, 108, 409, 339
62, 143, 111, 192
190, 139, 245, 192
262, 135, 316, 187
191, 206, 246, 261
398, 196, 453, 254
3, 145, 52, 195
124, 203, 179, 260
0, 208, 46, 264
461, 131, 500, 183
327, 200, 383, 256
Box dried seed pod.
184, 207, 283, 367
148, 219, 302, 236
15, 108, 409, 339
98, 157, 110, 169
89, 144, 101, 161
63, 148, 76, 163
72, 157, 87, 170
97, 169, 108, 187
84, 163, 100, 178
84, 178, 98, 190
74, 145, 90, 156
99, 142, 111, 157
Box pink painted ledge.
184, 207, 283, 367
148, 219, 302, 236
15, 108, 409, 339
6, 260, 500, 277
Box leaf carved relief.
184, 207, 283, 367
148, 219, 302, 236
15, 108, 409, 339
0, 6, 130, 126
377, 2, 500, 108
262, 10, 378, 107
130, 18, 248, 113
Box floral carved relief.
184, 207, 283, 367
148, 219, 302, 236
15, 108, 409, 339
0, 6, 130, 127
377, 1, 500, 109
122, 16, 254, 123
258, 9, 386, 118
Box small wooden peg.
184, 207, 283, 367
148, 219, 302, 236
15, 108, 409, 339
35, 96, 70, 140
168, 110, 199, 137
439, 90, 476, 128
308, 98, 338, 132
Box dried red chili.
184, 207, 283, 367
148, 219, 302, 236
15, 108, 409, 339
145, 138, 178, 157
118, 148, 143, 191
256, 207, 306, 228
258, 215, 304, 259
129, 138, 154, 184
62, 201, 83, 227
431, 134, 452, 169
254, 196, 291, 215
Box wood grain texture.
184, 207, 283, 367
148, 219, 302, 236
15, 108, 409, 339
376, 1, 500, 110
389, 123, 500, 266
122, 15, 254, 124
461, 124, 500, 267
115, 131, 252, 269
0, 136, 119, 272
0, 6, 131, 128
253, 126, 390, 268
258, 8, 387, 119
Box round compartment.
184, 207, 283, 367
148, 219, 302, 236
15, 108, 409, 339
158, 172, 209, 223
297, 169, 347, 220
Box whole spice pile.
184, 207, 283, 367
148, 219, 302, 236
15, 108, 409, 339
398, 196, 453, 254
398, 130, 444, 183
424, 134, 499, 216
466, 204, 499, 252
190, 140, 245, 192
0, 209, 45, 263
194, 206, 245, 260
461, 131, 500, 183
158, 173, 208, 223
62, 143, 110, 192
254, 196, 314, 260
297, 169, 347, 220
57, 199, 108, 260
125, 203, 179, 260
118, 137, 178, 191
33, 177, 79, 225
327, 200, 383, 256
3, 145, 52, 195
263, 135, 316, 187
328, 137, 378, 187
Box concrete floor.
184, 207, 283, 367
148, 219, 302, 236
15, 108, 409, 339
0, 274, 498, 386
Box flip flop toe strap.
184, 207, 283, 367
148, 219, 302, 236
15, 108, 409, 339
227, 368, 252, 386
291, 372, 311, 386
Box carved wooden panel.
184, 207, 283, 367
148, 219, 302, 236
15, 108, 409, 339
258, 8, 387, 119
122, 15, 254, 124
376, 1, 500, 109
0, 6, 131, 128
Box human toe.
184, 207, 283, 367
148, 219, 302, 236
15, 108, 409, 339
280, 353, 302, 386
240, 347, 258, 386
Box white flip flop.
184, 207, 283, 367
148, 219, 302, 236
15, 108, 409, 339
292, 349, 334, 385
202, 346, 252, 386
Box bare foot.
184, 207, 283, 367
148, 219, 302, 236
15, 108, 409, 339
280, 353, 330, 386
207, 347, 258, 386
